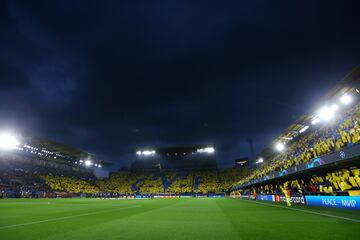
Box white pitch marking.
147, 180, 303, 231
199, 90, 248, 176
241, 199, 360, 223
0, 205, 141, 230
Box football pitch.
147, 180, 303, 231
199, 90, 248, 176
0, 198, 359, 240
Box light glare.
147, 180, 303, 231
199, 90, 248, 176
85, 160, 93, 166
331, 104, 339, 111
299, 125, 309, 133
204, 147, 215, 153
318, 106, 334, 121
0, 133, 19, 150
142, 150, 156, 155
275, 142, 285, 152
136, 150, 156, 155
197, 147, 215, 154
340, 94, 352, 105
311, 118, 320, 125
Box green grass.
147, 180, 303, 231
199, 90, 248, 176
0, 198, 359, 240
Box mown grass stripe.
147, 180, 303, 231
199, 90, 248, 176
0, 205, 141, 230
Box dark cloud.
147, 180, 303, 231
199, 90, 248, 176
0, 0, 359, 169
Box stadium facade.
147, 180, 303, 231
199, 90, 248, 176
131, 145, 217, 171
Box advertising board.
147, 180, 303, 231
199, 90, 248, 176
305, 196, 360, 210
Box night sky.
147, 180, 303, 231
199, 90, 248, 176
0, 0, 359, 170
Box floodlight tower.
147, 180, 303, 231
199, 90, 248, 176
246, 137, 255, 166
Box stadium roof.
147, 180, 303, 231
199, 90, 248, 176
255, 65, 360, 163
33, 137, 94, 160
18, 131, 111, 166
136, 144, 215, 152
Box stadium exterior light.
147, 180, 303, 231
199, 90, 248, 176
257, 158, 264, 164
275, 142, 285, 152
0, 133, 19, 150
85, 160, 93, 166
136, 151, 142, 155
98, 164, 102, 168
299, 125, 309, 133
340, 94, 352, 105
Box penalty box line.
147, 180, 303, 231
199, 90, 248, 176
0, 205, 142, 230
240, 199, 360, 223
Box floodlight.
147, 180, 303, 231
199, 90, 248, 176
0, 133, 19, 150
257, 158, 264, 163
318, 106, 334, 121
299, 125, 309, 133
85, 160, 93, 166
275, 142, 285, 152
311, 118, 320, 125
340, 94, 352, 105
330, 104, 339, 111
142, 150, 155, 155
136, 151, 141, 155
98, 164, 102, 168
197, 147, 215, 154
204, 147, 215, 153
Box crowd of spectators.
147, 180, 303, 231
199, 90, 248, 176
164, 172, 194, 194
0, 168, 49, 198
1, 102, 359, 198
1, 166, 248, 197
234, 167, 360, 197
0, 160, 96, 198
311, 167, 360, 193
41, 175, 99, 194
96, 172, 133, 194
236, 103, 360, 187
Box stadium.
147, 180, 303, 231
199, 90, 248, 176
1, 66, 359, 239
1, 1, 360, 240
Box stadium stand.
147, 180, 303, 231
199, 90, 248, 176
1, 68, 359, 200
165, 172, 194, 194
41, 175, 99, 194
229, 68, 360, 205
96, 172, 133, 194
0, 165, 249, 197
235, 101, 360, 188
235, 167, 360, 197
